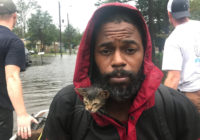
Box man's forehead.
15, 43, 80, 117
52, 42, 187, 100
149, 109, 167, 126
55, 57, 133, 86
97, 21, 141, 40
100, 21, 138, 31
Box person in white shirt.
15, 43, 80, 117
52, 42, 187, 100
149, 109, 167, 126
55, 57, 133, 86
162, 0, 200, 112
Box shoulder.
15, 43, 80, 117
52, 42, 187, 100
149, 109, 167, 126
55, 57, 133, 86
42, 84, 79, 138
157, 85, 196, 112
188, 20, 200, 25
3, 31, 25, 50
53, 84, 76, 100
166, 28, 180, 43
164, 29, 180, 50
0, 26, 22, 43
157, 85, 200, 132
156, 85, 200, 139
10, 37, 24, 48
156, 85, 200, 122
46, 84, 80, 128
50, 84, 78, 112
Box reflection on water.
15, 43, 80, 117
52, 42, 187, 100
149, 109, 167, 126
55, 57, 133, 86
13, 54, 76, 133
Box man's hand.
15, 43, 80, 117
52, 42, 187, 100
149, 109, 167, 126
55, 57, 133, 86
17, 113, 38, 139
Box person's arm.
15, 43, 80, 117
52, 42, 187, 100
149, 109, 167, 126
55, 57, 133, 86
164, 70, 181, 90
5, 65, 38, 139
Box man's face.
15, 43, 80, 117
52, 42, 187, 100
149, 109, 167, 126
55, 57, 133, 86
95, 21, 144, 86
94, 21, 144, 101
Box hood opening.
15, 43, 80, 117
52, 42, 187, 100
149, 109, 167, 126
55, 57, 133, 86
73, 3, 162, 98
73, 3, 163, 120
88, 6, 147, 83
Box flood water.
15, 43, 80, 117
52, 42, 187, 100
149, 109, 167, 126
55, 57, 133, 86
13, 54, 77, 133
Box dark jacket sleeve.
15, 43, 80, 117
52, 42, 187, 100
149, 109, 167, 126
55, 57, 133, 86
41, 85, 77, 140
168, 88, 200, 140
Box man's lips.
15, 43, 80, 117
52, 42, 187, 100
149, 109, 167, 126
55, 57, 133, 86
109, 76, 129, 83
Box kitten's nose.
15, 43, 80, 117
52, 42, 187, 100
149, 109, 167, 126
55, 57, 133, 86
87, 106, 92, 111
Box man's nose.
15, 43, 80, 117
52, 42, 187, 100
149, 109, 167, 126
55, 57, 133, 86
111, 51, 126, 68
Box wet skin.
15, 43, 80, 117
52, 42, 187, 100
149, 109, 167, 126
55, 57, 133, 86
94, 21, 144, 86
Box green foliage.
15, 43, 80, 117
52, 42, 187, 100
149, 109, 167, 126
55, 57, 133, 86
152, 52, 163, 69
13, 26, 23, 38
95, 0, 132, 6
63, 24, 82, 50
190, 0, 200, 20
27, 10, 58, 50
13, 0, 200, 56
136, 0, 170, 53
13, 0, 40, 38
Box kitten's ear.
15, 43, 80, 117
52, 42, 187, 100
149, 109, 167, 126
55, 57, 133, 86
75, 88, 87, 96
99, 90, 110, 99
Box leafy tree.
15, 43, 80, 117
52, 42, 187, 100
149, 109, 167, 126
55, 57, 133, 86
135, 0, 170, 68
190, 0, 200, 20
95, 0, 132, 6
136, 0, 170, 55
13, 0, 40, 38
27, 10, 58, 51
63, 24, 82, 54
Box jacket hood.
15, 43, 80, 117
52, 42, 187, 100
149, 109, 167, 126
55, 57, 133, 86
73, 3, 163, 112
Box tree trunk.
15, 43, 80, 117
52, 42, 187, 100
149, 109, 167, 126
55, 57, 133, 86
148, 0, 155, 59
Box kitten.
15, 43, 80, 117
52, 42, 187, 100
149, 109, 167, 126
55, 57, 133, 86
75, 86, 109, 113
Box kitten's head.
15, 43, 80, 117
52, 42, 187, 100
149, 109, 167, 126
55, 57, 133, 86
75, 87, 109, 113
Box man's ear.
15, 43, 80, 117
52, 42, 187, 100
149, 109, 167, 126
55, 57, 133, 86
12, 13, 17, 29
99, 90, 110, 99
75, 88, 87, 96
168, 12, 172, 21
168, 12, 175, 26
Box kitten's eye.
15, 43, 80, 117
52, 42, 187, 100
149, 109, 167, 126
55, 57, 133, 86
93, 103, 98, 106
84, 101, 88, 105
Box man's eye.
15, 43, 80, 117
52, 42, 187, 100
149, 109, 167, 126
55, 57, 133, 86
125, 48, 136, 54
100, 49, 112, 55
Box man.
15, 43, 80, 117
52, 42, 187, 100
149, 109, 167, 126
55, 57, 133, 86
162, 0, 200, 112
0, 0, 37, 139
41, 3, 200, 140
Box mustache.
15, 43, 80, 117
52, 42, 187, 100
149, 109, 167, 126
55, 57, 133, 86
98, 68, 144, 101
102, 69, 136, 79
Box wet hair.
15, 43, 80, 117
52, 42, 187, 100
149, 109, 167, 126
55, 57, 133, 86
89, 7, 146, 82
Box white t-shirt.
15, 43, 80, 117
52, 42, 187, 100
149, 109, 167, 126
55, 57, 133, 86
162, 20, 200, 92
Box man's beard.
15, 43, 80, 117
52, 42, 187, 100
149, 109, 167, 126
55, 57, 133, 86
93, 68, 145, 102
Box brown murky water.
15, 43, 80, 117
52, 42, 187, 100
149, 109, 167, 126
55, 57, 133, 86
13, 54, 76, 133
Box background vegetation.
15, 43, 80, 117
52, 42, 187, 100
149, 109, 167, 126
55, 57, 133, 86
13, 0, 200, 68
95, 0, 200, 68
13, 0, 82, 54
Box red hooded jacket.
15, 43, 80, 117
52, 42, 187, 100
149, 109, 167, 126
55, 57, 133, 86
42, 3, 200, 140
73, 2, 163, 140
